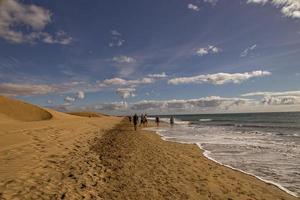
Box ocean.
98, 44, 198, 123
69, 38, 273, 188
147, 112, 300, 197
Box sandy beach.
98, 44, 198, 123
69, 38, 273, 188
0, 96, 122, 199
91, 120, 298, 200
0, 96, 298, 199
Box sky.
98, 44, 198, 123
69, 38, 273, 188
0, 0, 300, 115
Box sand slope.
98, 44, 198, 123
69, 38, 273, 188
0, 96, 52, 121
0, 96, 122, 199
68, 112, 108, 118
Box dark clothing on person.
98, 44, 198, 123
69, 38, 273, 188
140, 114, 144, 126
128, 116, 132, 123
155, 116, 160, 127
133, 114, 138, 131
170, 116, 174, 126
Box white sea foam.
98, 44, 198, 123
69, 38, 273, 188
199, 118, 212, 122
144, 124, 300, 197
197, 143, 299, 197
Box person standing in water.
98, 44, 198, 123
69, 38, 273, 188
133, 114, 138, 131
170, 115, 174, 126
155, 116, 160, 127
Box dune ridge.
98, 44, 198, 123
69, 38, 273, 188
0, 96, 122, 199
68, 112, 108, 118
0, 96, 52, 121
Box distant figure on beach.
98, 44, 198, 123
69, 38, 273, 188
170, 116, 174, 126
144, 114, 148, 127
128, 116, 132, 123
133, 114, 138, 131
140, 114, 144, 126
155, 116, 160, 127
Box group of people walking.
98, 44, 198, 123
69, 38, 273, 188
128, 114, 175, 131
128, 113, 148, 131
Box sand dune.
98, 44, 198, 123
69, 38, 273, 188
68, 112, 108, 118
0, 96, 52, 121
0, 96, 122, 199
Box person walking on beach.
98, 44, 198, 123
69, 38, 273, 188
170, 115, 174, 126
128, 116, 132, 123
144, 114, 148, 127
155, 116, 160, 127
133, 114, 138, 131
140, 114, 144, 126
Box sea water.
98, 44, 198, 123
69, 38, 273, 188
147, 112, 300, 197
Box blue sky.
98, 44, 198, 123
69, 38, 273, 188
0, 0, 300, 114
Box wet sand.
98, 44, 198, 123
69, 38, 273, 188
92, 120, 298, 200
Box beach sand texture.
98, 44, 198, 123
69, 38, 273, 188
0, 96, 298, 199
92, 121, 298, 200
0, 96, 122, 199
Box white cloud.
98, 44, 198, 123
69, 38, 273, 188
203, 0, 219, 5
116, 88, 136, 99
64, 96, 76, 104
147, 72, 168, 78
102, 74, 166, 101
102, 78, 128, 86
40, 31, 72, 45
112, 55, 136, 64
240, 44, 257, 57
261, 95, 300, 105
63, 93, 300, 114
47, 100, 53, 104
97, 102, 128, 110
0, 0, 72, 44
247, 0, 268, 4
76, 91, 85, 99
131, 96, 251, 111
109, 30, 125, 47
62, 91, 85, 105
241, 90, 300, 97
77, 102, 128, 112
103, 77, 154, 86
102, 74, 169, 102
0, 82, 92, 97
0, 83, 59, 96
109, 39, 125, 47
168, 70, 271, 85
188, 4, 200, 11
196, 48, 209, 56
111, 30, 121, 36
195, 45, 221, 56
247, 0, 300, 19
242, 90, 300, 105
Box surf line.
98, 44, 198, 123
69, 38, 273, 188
145, 127, 299, 198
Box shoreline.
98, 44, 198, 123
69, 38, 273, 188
1, 113, 298, 199
146, 124, 299, 198
92, 120, 298, 199
198, 144, 299, 198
